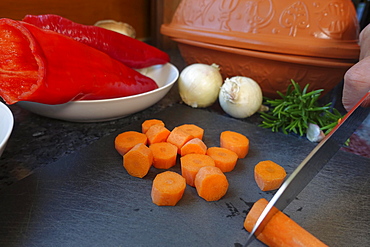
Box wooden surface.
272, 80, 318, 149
0, 0, 150, 40
150, 0, 181, 49
0, 0, 183, 44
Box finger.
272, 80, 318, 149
343, 56, 370, 111
359, 24, 370, 60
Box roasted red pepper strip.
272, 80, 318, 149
0, 18, 158, 105
22, 14, 170, 69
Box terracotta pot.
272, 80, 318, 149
161, 0, 360, 98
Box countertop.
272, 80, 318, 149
0, 49, 369, 190
0, 49, 369, 247
0, 104, 369, 247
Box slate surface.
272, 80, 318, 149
0, 104, 369, 247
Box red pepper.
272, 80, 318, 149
0, 18, 158, 105
22, 14, 170, 69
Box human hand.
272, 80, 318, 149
343, 24, 370, 111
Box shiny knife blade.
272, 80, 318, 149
244, 91, 370, 246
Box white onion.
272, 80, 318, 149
178, 63, 223, 108
219, 76, 263, 118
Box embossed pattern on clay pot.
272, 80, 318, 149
161, 0, 360, 98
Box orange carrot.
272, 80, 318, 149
146, 124, 171, 145
180, 138, 207, 156
220, 130, 249, 158
167, 127, 194, 154
206, 147, 238, 172
141, 119, 165, 133
244, 198, 279, 236
177, 124, 204, 139
244, 198, 328, 247
254, 160, 286, 191
180, 154, 215, 187
149, 142, 178, 169
123, 143, 153, 178
194, 166, 229, 201
115, 131, 148, 156
151, 171, 186, 206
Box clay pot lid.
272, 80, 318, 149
162, 0, 360, 60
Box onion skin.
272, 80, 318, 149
178, 63, 223, 108
219, 76, 263, 118
94, 20, 136, 38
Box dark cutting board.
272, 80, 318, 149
0, 104, 369, 247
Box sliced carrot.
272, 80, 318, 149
167, 127, 194, 154
244, 198, 279, 235
194, 166, 229, 201
220, 130, 249, 158
180, 138, 207, 156
141, 119, 165, 133
115, 131, 148, 156
149, 142, 178, 169
244, 198, 328, 247
180, 154, 215, 187
206, 147, 238, 172
123, 143, 153, 178
146, 124, 171, 145
151, 171, 186, 206
254, 160, 286, 191
177, 124, 204, 139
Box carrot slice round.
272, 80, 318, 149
180, 138, 207, 156
206, 147, 238, 172
167, 127, 194, 154
254, 160, 286, 191
177, 124, 204, 140
142, 119, 165, 134
194, 166, 229, 201
149, 142, 178, 169
115, 131, 148, 156
180, 154, 215, 187
123, 143, 153, 178
151, 171, 186, 206
220, 130, 249, 158
146, 125, 170, 145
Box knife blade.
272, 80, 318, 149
244, 91, 370, 246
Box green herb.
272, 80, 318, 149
259, 80, 343, 136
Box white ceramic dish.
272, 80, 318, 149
0, 102, 14, 158
17, 63, 179, 122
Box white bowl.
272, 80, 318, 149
0, 102, 13, 158
17, 63, 179, 122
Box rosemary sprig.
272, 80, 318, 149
259, 80, 343, 136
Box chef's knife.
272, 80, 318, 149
244, 91, 370, 246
